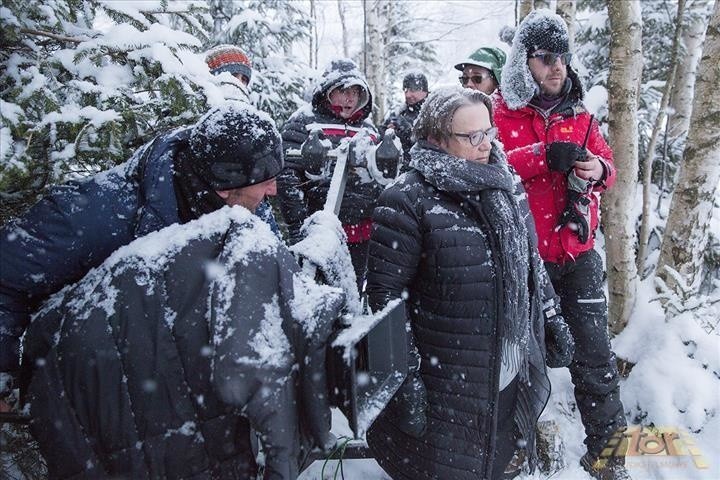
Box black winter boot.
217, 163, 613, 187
581, 452, 631, 480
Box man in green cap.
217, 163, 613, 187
454, 46, 507, 95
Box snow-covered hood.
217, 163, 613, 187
500, 9, 585, 110
311, 64, 372, 124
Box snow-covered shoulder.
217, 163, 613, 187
34, 206, 276, 320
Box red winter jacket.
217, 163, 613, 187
493, 92, 616, 264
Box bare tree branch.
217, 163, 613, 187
20, 28, 90, 44
390, 18, 487, 45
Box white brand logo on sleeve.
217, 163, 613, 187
577, 297, 605, 304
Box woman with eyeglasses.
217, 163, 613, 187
365, 86, 574, 480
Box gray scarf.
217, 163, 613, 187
410, 141, 531, 386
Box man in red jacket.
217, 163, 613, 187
493, 10, 629, 480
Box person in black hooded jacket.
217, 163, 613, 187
20, 104, 350, 480
365, 87, 575, 480
277, 59, 381, 293
0, 103, 279, 411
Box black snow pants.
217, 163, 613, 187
544, 249, 626, 457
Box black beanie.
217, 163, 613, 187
403, 72, 428, 92
518, 10, 570, 55
189, 103, 283, 190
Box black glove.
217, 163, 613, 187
393, 115, 413, 137
545, 314, 575, 368
546, 142, 586, 173
558, 189, 592, 244
385, 115, 412, 140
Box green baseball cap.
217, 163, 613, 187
454, 47, 507, 85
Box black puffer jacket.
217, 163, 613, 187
366, 142, 553, 480
277, 60, 380, 243
22, 207, 343, 480
0, 127, 278, 377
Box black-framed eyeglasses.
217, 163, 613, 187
452, 127, 498, 146
528, 52, 572, 66
459, 74, 491, 86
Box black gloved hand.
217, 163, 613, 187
393, 115, 413, 137
385, 115, 399, 127
546, 142, 587, 173
558, 189, 592, 244
384, 114, 411, 140
545, 314, 575, 368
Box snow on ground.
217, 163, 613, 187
299, 409, 390, 480
299, 260, 720, 480
301, 457, 391, 480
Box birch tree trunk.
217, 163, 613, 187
557, 0, 577, 50
603, 0, 643, 333
209, 0, 224, 39
637, 0, 686, 276
309, 0, 317, 68
364, 0, 386, 125
667, 1, 710, 144
656, 0, 720, 315
337, 0, 350, 59
518, 0, 534, 24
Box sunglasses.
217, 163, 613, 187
452, 127, 498, 146
528, 52, 573, 66
459, 74, 491, 86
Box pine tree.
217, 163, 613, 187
575, 0, 611, 97
0, 0, 221, 223
637, 0, 687, 276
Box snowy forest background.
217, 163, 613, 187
1, 0, 719, 479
